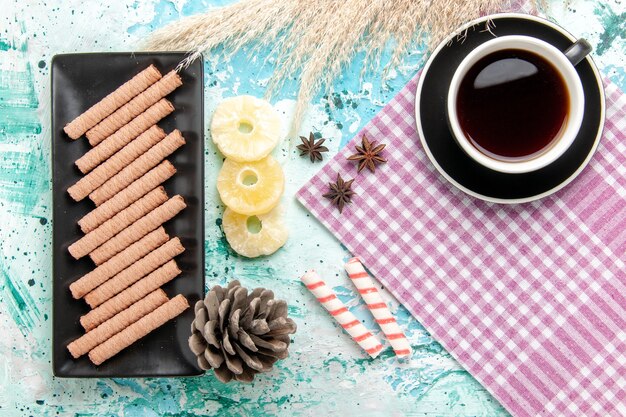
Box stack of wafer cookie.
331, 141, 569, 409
63, 65, 190, 365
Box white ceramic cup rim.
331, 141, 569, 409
447, 35, 585, 174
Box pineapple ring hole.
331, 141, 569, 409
246, 216, 262, 234
240, 169, 258, 186
237, 120, 254, 134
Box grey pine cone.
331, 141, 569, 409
188, 280, 297, 383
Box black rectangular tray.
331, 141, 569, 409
51, 53, 204, 377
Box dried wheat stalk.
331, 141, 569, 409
143, 0, 539, 134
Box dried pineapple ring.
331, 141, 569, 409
211, 95, 282, 162
217, 156, 284, 216
222, 206, 288, 258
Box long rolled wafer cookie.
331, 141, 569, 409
67, 289, 168, 358
76, 99, 174, 173
86, 71, 182, 144
81, 260, 181, 331
69, 227, 169, 298
85, 237, 185, 307
345, 258, 411, 357
89, 195, 186, 265
89, 294, 189, 365
78, 161, 176, 233
63, 65, 162, 140
67, 125, 166, 201
90, 130, 185, 205
300, 270, 383, 358
67, 187, 168, 260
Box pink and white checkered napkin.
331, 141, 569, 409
296, 73, 626, 417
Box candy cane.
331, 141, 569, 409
344, 258, 411, 357
301, 270, 383, 358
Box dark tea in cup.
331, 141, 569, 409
447, 36, 588, 174
456, 49, 569, 161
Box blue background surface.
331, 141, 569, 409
0, 0, 624, 415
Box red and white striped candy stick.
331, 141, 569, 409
345, 257, 412, 357
301, 270, 383, 358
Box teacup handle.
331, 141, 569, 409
564, 38, 592, 66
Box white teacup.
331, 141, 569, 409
447, 35, 590, 174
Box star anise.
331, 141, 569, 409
322, 173, 355, 214
347, 135, 387, 173
297, 132, 329, 162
